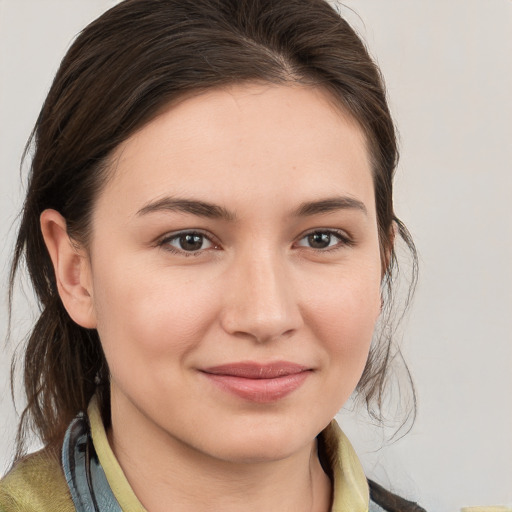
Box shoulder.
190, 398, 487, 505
368, 479, 427, 512
0, 449, 74, 512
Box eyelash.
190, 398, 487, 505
158, 230, 218, 257
158, 229, 354, 257
295, 229, 354, 252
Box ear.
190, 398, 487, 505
40, 209, 97, 329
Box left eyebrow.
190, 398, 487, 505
293, 196, 368, 217
136, 197, 236, 221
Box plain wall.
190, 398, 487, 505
1, 1, 511, 511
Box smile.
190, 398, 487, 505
200, 362, 312, 403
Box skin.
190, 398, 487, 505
42, 83, 383, 512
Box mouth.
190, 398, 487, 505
200, 361, 312, 403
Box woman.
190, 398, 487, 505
0, 0, 423, 510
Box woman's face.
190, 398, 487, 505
84, 83, 382, 462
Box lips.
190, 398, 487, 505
200, 361, 311, 403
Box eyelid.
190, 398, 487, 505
294, 228, 354, 250
157, 229, 221, 256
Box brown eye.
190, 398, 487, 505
307, 232, 332, 249
179, 233, 204, 251
296, 230, 352, 251
163, 231, 214, 253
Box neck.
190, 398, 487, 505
108, 397, 332, 512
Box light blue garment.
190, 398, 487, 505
62, 413, 122, 512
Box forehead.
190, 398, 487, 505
98, 83, 375, 218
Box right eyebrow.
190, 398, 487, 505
136, 197, 237, 221
294, 196, 368, 217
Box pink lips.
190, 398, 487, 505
201, 362, 311, 403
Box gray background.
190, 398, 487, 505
1, 1, 511, 510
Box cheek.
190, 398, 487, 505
90, 258, 221, 381
304, 263, 382, 370
291, 259, 382, 419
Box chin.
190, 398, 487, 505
214, 439, 305, 464
195, 418, 320, 464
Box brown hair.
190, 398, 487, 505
9, 0, 417, 459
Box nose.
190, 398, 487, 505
219, 250, 303, 343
